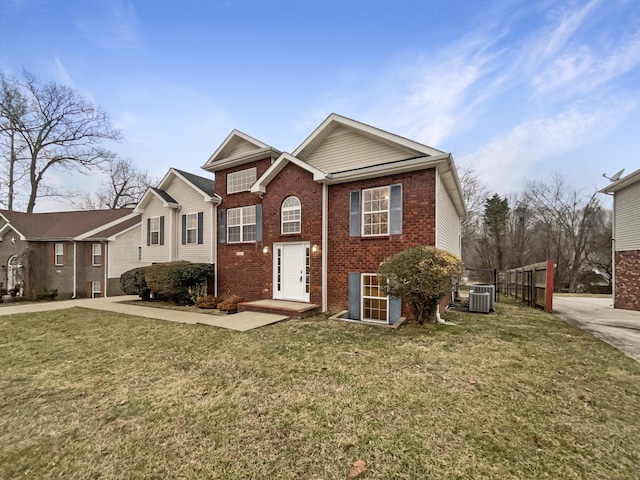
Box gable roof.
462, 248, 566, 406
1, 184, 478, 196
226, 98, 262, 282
251, 153, 328, 193
201, 129, 281, 172
85, 214, 141, 240
601, 168, 640, 194
293, 113, 446, 165
135, 168, 220, 212
0, 208, 137, 241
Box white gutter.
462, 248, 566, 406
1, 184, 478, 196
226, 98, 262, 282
322, 183, 328, 312
213, 203, 218, 297
103, 240, 108, 298
71, 241, 77, 298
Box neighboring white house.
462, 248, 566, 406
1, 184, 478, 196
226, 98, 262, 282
602, 168, 640, 311
134, 168, 220, 265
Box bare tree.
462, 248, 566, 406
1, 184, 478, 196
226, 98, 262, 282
0, 74, 28, 210
1, 70, 121, 212
524, 173, 602, 292
458, 163, 490, 267
74, 156, 156, 209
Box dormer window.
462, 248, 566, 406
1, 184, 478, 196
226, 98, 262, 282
281, 196, 301, 234
227, 167, 257, 193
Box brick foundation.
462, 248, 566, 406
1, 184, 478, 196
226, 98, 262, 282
615, 250, 640, 311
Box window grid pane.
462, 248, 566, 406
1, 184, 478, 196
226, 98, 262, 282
186, 213, 198, 244
227, 168, 257, 194
362, 186, 390, 237
150, 217, 160, 245
281, 196, 301, 234
92, 244, 101, 265
227, 205, 257, 243
362, 274, 388, 322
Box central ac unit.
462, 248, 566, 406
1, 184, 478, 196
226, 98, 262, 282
469, 292, 491, 313
471, 285, 495, 311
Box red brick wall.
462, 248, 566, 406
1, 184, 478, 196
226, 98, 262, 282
615, 250, 640, 311
216, 158, 271, 300
260, 162, 323, 304
326, 169, 437, 314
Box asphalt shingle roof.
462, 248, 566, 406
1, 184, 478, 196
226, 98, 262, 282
172, 168, 215, 196
0, 208, 136, 240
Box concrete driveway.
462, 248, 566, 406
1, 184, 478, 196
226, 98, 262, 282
553, 296, 640, 363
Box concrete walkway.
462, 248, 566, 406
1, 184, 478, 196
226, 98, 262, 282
553, 295, 640, 363
0, 296, 288, 332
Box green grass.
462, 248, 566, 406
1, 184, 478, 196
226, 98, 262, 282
1, 302, 639, 479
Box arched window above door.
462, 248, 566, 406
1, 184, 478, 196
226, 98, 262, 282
281, 196, 301, 234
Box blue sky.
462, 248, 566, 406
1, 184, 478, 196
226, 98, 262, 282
1, 0, 639, 211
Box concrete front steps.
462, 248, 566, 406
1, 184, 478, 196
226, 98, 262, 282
238, 299, 321, 319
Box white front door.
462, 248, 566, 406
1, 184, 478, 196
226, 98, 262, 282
273, 243, 309, 302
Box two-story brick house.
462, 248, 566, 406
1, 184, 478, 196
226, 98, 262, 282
201, 114, 466, 324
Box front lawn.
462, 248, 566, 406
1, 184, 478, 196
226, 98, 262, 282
1, 302, 639, 479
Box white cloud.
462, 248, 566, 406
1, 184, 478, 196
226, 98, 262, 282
459, 98, 637, 192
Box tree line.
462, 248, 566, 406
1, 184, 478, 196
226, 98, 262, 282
0, 70, 154, 212
460, 167, 611, 293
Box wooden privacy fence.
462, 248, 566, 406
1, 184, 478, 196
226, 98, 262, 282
500, 260, 554, 312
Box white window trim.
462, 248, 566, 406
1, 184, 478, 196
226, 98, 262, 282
227, 167, 257, 194
185, 212, 198, 245
92, 244, 102, 266
55, 243, 64, 266
150, 216, 160, 246
361, 273, 389, 323
92, 280, 102, 298
362, 185, 390, 237
227, 205, 257, 243
281, 196, 301, 235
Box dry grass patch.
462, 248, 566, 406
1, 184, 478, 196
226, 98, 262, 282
1, 302, 639, 479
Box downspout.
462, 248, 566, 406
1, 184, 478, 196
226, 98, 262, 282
322, 183, 328, 312
103, 240, 108, 298
71, 241, 77, 298
212, 202, 218, 297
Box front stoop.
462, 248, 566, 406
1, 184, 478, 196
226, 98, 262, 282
238, 299, 321, 319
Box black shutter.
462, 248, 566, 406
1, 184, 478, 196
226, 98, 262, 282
349, 191, 361, 237
219, 209, 226, 244
197, 212, 204, 244
390, 184, 402, 235
159, 216, 165, 246
147, 218, 151, 246
181, 214, 186, 245
348, 272, 361, 320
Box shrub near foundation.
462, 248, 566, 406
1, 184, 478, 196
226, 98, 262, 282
120, 267, 150, 299
145, 261, 213, 305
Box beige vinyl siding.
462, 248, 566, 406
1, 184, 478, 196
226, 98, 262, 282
435, 171, 461, 256
108, 225, 144, 278
164, 177, 213, 263
226, 139, 260, 158
141, 198, 172, 263
304, 126, 416, 173
615, 181, 640, 251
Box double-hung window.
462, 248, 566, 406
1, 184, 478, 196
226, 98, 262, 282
281, 196, 301, 234
362, 274, 388, 322
92, 244, 102, 266
362, 186, 390, 236
92, 281, 102, 298
150, 217, 160, 245
227, 167, 257, 193
55, 243, 64, 266
227, 206, 256, 243
186, 213, 198, 244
